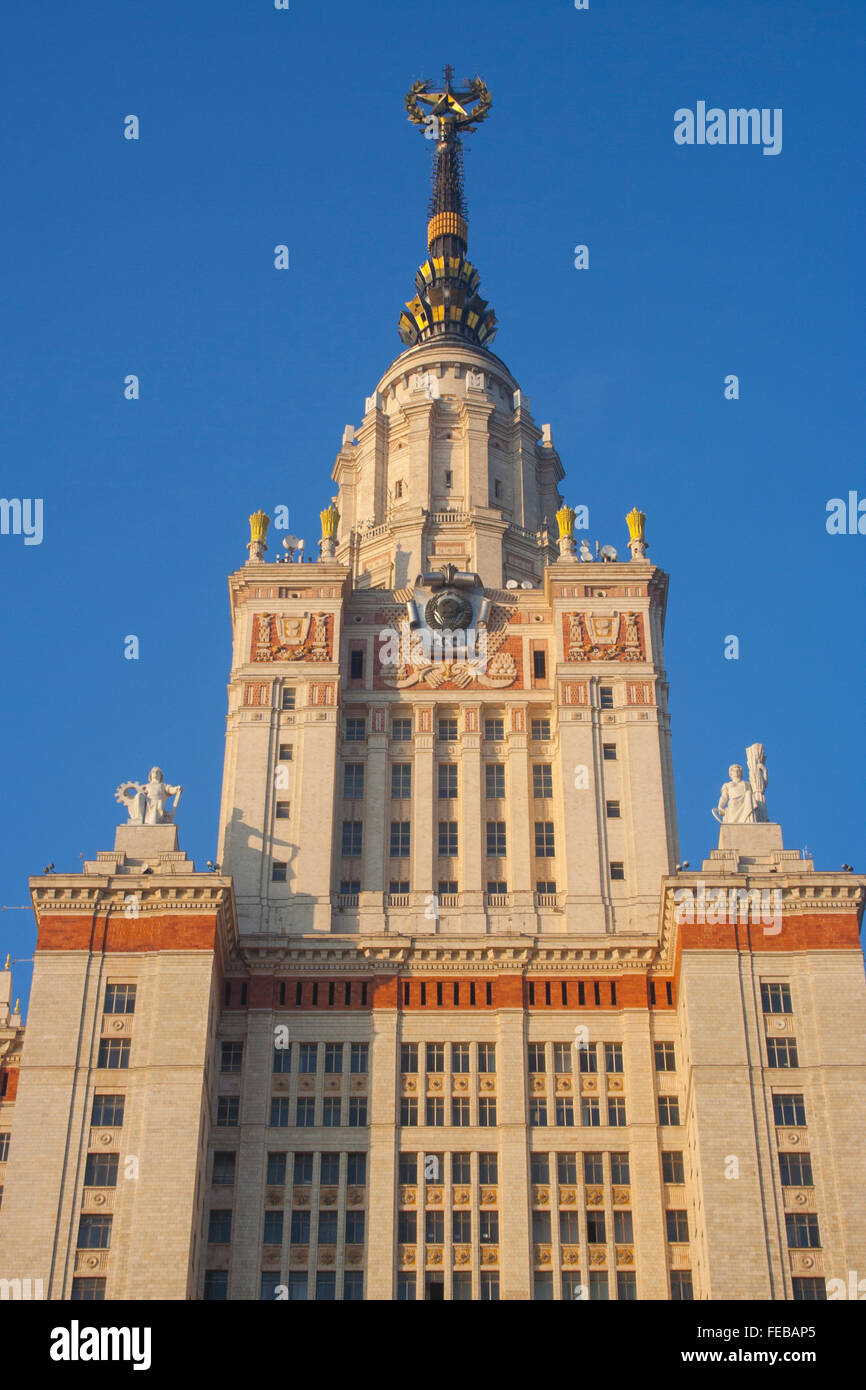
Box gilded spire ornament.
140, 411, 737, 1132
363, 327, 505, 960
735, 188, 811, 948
625, 507, 648, 560
247, 510, 270, 564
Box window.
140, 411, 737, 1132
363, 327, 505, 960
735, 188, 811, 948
398, 1154, 417, 1184
287, 1273, 308, 1300
779, 1152, 814, 1187
557, 1153, 578, 1184
493, 479, 503, 500
206, 1208, 232, 1246
290, 1211, 310, 1243
531, 718, 551, 741
272, 860, 287, 882
438, 880, 458, 894
562, 1272, 583, 1300
614, 1210, 634, 1243
662, 1151, 684, 1184
438, 718, 458, 742
270, 1098, 290, 1127
438, 764, 457, 799
340, 879, 360, 895
480, 1212, 499, 1244
478, 1097, 497, 1126
438, 821, 458, 857
426, 1043, 444, 1073
281, 688, 296, 710
345, 718, 366, 742
394, 480, 403, 500
203, 1271, 228, 1301
478, 1043, 496, 1073
608, 1098, 627, 1126
670, 1270, 693, 1300
479, 1153, 498, 1185
761, 982, 793, 1014
220, 1041, 243, 1074
425, 1210, 444, 1244
322, 1098, 341, 1127
658, 1096, 681, 1126
278, 743, 293, 760
602, 743, 617, 760
528, 1042, 546, 1073
97, 1039, 130, 1070
604, 1042, 623, 1073
553, 1042, 572, 1073
321, 1153, 340, 1184
318, 1211, 338, 1245
578, 1043, 597, 1074
583, 1153, 603, 1184
533, 765, 552, 799
391, 764, 412, 799
273, 1041, 291, 1073
611, 1152, 630, 1184
343, 764, 364, 799
263, 1210, 283, 1246
599, 686, 614, 709
589, 1271, 609, 1301
534, 822, 555, 857
91, 1094, 124, 1128
610, 861, 625, 881
533, 650, 547, 679
559, 1210, 580, 1243
487, 880, 507, 894
400, 1097, 419, 1126
531, 1153, 551, 1184
348, 1096, 368, 1127
581, 1098, 600, 1126
299, 1043, 318, 1073
266, 1152, 287, 1185
216, 1097, 239, 1127
392, 718, 412, 741
786, 1214, 821, 1249
452, 1210, 472, 1244
452, 1152, 471, 1183
486, 822, 506, 857
275, 801, 290, 819
666, 1210, 689, 1242
104, 983, 136, 1015
654, 1042, 676, 1072
485, 764, 505, 800
452, 1097, 470, 1126
350, 1043, 368, 1074
555, 1098, 575, 1126
293, 1154, 313, 1185
391, 822, 411, 857
444, 470, 453, 488
767, 1038, 799, 1069
529, 1099, 548, 1127
792, 1278, 827, 1301
606, 800, 621, 818
341, 821, 362, 857
71, 1278, 106, 1301
532, 1211, 552, 1244
451, 1042, 469, 1073
772, 1093, 806, 1127
398, 1211, 417, 1244
348, 1153, 367, 1185
401, 1043, 418, 1073
346, 1210, 365, 1244
426, 1098, 445, 1126
324, 1043, 343, 1074
389, 879, 409, 895
397, 1273, 416, 1300
349, 650, 364, 680
84, 1153, 119, 1187
261, 1271, 281, 1300
480, 1272, 500, 1301
536, 880, 557, 894
484, 718, 504, 741
586, 1211, 606, 1244
296, 1098, 315, 1127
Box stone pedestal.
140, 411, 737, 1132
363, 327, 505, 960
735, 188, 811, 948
114, 823, 179, 857
718, 822, 783, 856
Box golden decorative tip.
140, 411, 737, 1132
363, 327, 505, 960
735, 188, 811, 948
14, 997, 20, 1014
625, 507, 646, 542
249, 510, 270, 545
556, 504, 576, 540
320, 502, 340, 540
3, 954, 9, 970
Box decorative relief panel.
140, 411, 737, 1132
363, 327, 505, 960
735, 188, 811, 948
243, 682, 271, 707
626, 681, 654, 705
560, 681, 589, 706
251, 612, 332, 663
563, 611, 645, 662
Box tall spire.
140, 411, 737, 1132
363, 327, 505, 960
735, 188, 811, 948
399, 69, 497, 349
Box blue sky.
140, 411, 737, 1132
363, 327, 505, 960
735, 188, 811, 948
2, 0, 864, 1006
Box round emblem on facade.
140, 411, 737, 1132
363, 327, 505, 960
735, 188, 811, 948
425, 589, 473, 631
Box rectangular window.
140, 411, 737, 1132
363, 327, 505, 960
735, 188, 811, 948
213, 1151, 238, 1186
767, 1038, 799, 1069
261, 1272, 280, 1300
480, 1212, 499, 1243
452, 1210, 472, 1243
444, 470, 453, 488
438, 719, 458, 742
340, 879, 360, 895
586, 1211, 606, 1244
453, 1152, 472, 1183
275, 801, 290, 819
397, 1211, 417, 1244
320, 1152, 339, 1185
293, 1154, 313, 1185
654, 1041, 676, 1072
77, 1214, 113, 1250
555, 1098, 575, 1127
761, 982, 793, 1014
400, 1097, 419, 1127
792, 1278, 827, 1301
220, 1041, 243, 1074
602, 742, 617, 761
606, 800, 621, 818
91, 1094, 125, 1128
599, 686, 614, 709
772, 1093, 806, 1127
487, 880, 507, 894
343, 763, 364, 799
529, 1099, 548, 1127
71, 1278, 106, 1302
528, 1042, 546, 1073
558, 1153, 578, 1185
581, 1097, 600, 1127
324, 1043, 343, 1074
553, 1042, 572, 1073
533, 650, 546, 679
438, 880, 457, 894
216, 1096, 239, 1127
438, 763, 458, 799
451, 1042, 469, 1073
480, 1272, 499, 1301
478, 1097, 497, 1127
426, 1042, 444, 1073
671, 1271, 693, 1301
532, 1211, 552, 1245
348, 1096, 368, 1126
270, 1097, 290, 1127
531, 718, 551, 741
583, 1153, 603, 1184
401, 1042, 418, 1073
341, 821, 363, 857
287, 1273, 308, 1300
266, 1152, 286, 1185
322, 1097, 341, 1127
451, 1097, 470, 1126
484, 718, 504, 741
97, 1039, 130, 1070
318, 1211, 338, 1245
296, 1098, 315, 1127
299, 1043, 318, 1073
390, 821, 411, 858
392, 718, 412, 741
532, 765, 552, 799
477, 1043, 496, 1073
104, 983, 136, 1015
608, 1097, 627, 1126
786, 1213, 821, 1249
486, 822, 507, 857
425, 1097, 445, 1127
534, 822, 555, 857
398, 1154, 417, 1184
666, 1210, 689, 1242
263, 1210, 283, 1246
345, 1210, 365, 1244
485, 764, 505, 800
281, 688, 296, 710
290, 1211, 310, 1244
345, 718, 366, 742
438, 821, 458, 857
425, 1210, 444, 1244
84, 1153, 119, 1187
604, 1042, 623, 1073
347, 1153, 367, 1186
611, 1152, 630, 1184
531, 1153, 550, 1184
278, 743, 293, 761
779, 1152, 814, 1187
350, 1043, 368, 1074
658, 1096, 681, 1126
349, 650, 364, 679
391, 764, 412, 799
273, 1041, 291, 1074
559, 1211, 580, 1245
610, 861, 625, 881
272, 860, 287, 882
617, 1271, 637, 1300
578, 1043, 597, 1074
662, 1150, 685, 1184
614, 1210, 634, 1243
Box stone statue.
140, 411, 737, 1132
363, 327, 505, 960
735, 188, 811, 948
746, 742, 768, 822
712, 764, 755, 824
116, 768, 183, 826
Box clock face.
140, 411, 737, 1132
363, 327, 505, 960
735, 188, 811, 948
425, 589, 474, 631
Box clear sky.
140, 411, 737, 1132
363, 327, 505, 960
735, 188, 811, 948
2, 0, 864, 1007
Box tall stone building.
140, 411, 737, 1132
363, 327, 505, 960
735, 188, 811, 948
1, 73, 864, 1302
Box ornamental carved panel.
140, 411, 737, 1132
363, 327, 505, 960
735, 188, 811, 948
560, 681, 589, 706
251, 612, 332, 663
243, 682, 271, 707
563, 611, 645, 662
627, 680, 654, 705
